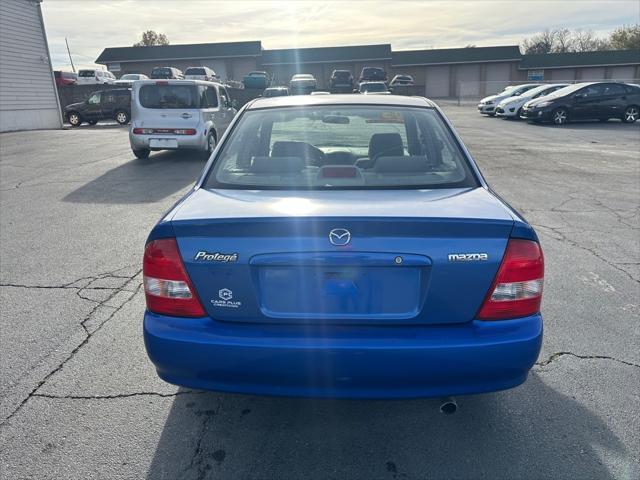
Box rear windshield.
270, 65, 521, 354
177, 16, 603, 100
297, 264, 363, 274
206, 106, 477, 190
78, 70, 95, 77
333, 71, 351, 78
185, 67, 206, 75
361, 83, 386, 92
139, 85, 199, 109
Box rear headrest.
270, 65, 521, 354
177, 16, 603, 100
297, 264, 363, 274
372, 156, 430, 173
272, 141, 318, 160
250, 156, 304, 173
368, 133, 404, 160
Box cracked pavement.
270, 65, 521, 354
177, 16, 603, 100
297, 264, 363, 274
1, 106, 639, 479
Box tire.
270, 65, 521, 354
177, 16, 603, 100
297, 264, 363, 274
552, 108, 569, 125
88, 120, 98, 125
205, 131, 217, 156
516, 107, 524, 119
622, 105, 639, 123
115, 110, 130, 125
68, 112, 82, 127
133, 149, 150, 159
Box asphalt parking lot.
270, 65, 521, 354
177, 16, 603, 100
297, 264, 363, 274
1, 104, 638, 480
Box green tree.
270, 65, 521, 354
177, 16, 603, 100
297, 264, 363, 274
609, 24, 640, 50
133, 30, 169, 47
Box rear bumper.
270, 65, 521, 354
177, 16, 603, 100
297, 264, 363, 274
129, 127, 207, 151
144, 312, 543, 399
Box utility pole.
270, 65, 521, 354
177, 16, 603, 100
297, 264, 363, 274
65, 37, 75, 72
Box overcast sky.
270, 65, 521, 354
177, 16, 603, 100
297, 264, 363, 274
42, 0, 638, 69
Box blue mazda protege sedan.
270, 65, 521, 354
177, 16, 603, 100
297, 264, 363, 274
143, 94, 544, 399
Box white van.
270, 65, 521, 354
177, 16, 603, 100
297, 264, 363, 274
184, 66, 219, 81
77, 69, 116, 85
129, 80, 237, 159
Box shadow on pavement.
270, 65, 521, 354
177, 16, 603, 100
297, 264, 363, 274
146, 374, 628, 479
63, 150, 207, 204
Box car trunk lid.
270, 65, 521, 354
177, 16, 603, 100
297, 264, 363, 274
172, 188, 514, 325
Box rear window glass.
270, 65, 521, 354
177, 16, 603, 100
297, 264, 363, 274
185, 68, 206, 75
206, 106, 477, 190
139, 85, 199, 109
78, 70, 95, 77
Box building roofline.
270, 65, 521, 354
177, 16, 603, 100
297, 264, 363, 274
393, 58, 522, 67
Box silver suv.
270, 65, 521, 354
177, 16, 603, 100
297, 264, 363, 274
129, 80, 236, 159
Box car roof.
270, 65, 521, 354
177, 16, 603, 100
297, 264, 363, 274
134, 79, 223, 86
247, 94, 435, 110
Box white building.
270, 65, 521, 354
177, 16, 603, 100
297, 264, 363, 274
0, 0, 62, 132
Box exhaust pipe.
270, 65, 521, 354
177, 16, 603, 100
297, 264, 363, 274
439, 396, 457, 415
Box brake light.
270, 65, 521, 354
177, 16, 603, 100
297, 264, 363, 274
133, 128, 154, 134
143, 238, 205, 317
477, 239, 544, 320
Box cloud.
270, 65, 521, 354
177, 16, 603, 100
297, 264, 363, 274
41, 0, 635, 69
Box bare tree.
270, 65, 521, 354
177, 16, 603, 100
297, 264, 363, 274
571, 28, 610, 52
553, 28, 572, 52
609, 24, 640, 50
522, 29, 556, 54
133, 30, 170, 47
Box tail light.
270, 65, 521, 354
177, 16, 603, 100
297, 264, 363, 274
477, 239, 544, 320
143, 239, 205, 317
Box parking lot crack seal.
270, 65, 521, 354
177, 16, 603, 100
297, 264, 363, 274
533, 223, 640, 284
184, 397, 223, 480
535, 351, 640, 368
0, 269, 143, 427
31, 391, 205, 400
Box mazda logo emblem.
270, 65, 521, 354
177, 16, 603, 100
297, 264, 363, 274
329, 228, 351, 246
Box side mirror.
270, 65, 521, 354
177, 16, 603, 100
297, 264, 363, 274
573, 93, 585, 99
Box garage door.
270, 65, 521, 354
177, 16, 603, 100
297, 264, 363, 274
425, 66, 449, 98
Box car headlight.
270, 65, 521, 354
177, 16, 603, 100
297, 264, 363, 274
485, 100, 494, 105
534, 101, 552, 108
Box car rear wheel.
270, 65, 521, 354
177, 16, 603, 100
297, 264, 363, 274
133, 149, 150, 159
552, 108, 569, 125
68, 112, 81, 127
115, 110, 130, 125
206, 132, 217, 156
622, 105, 639, 123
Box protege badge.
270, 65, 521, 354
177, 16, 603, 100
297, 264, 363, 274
448, 253, 488, 262
194, 251, 238, 262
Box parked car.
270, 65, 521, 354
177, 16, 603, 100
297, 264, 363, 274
289, 74, 317, 94
54, 70, 77, 86
129, 80, 237, 159
114, 73, 149, 87
77, 69, 116, 85
359, 66, 387, 83
389, 75, 415, 87
329, 70, 354, 93
243, 71, 270, 89
150, 66, 184, 79
358, 81, 390, 94
184, 66, 218, 81
521, 82, 640, 125
495, 83, 568, 118
142, 94, 545, 401
263, 87, 289, 97
477, 84, 539, 116
64, 88, 131, 127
